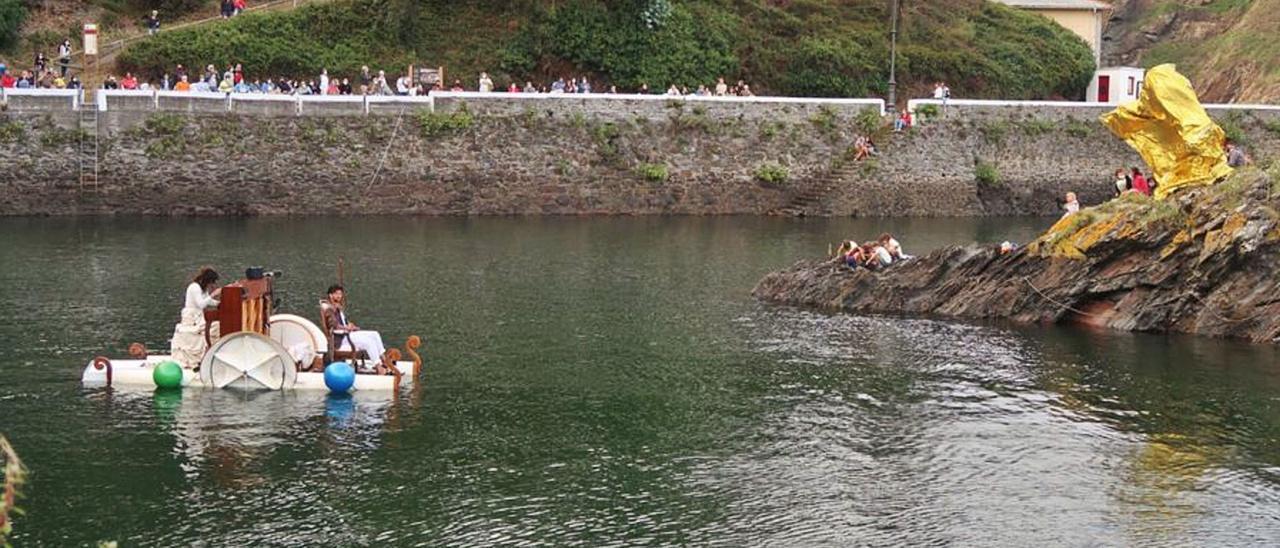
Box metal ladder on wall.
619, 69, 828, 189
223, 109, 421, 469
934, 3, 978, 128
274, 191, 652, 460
78, 106, 99, 192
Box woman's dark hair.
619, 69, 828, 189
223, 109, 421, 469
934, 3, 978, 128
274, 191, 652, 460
327, 284, 345, 296
193, 267, 219, 289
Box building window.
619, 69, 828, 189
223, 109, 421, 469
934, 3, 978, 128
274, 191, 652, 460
1128, 77, 1135, 96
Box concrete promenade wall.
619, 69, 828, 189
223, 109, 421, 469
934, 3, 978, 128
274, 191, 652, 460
1, 91, 1276, 216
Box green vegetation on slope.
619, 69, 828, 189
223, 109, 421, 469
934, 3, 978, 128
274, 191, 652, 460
0, 0, 24, 50
1125, 0, 1279, 102
119, 0, 1095, 100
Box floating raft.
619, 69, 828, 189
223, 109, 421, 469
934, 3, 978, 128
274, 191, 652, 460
83, 313, 424, 392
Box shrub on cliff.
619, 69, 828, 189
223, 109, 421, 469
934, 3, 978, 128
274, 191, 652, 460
636, 162, 669, 183
0, 0, 24, 50
117, 0, 1095, 100
415, 106, 474, 139
754, 162, 789, 186
975, 160, 1000, 186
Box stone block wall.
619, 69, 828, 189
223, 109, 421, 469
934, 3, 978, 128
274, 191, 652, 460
1, 96, 1276, 217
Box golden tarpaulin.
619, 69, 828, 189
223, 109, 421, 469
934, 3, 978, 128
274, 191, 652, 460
1099, 64, 1233, 199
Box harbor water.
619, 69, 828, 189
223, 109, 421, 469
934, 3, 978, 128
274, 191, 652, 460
0, 216, 1278, 546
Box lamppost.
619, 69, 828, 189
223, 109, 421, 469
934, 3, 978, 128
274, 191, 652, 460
887, 0, 900, 113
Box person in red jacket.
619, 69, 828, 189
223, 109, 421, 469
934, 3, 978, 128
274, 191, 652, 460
1130, 167, 1151, 196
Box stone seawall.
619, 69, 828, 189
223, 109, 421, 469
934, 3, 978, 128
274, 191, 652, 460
2, 93, 1277, 216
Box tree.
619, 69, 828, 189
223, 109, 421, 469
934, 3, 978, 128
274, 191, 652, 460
0, 0, 25, 51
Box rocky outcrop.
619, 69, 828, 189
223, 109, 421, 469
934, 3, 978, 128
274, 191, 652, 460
754, 169, 1280, 343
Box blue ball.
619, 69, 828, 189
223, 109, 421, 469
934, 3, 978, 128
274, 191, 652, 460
324, 362, 356, 393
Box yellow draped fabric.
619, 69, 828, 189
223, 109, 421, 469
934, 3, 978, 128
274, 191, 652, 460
1099, 64, 1232, 199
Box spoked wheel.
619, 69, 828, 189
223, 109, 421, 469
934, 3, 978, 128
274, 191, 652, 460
199, 332, 298, 390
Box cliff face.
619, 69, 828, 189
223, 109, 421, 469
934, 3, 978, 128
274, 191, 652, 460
1103, 0, 1280, 103
754, 169, 1280, 343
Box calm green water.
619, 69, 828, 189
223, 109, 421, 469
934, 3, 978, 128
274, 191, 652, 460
1, 216, 1279, 547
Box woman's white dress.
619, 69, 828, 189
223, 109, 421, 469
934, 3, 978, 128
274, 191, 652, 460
170, 283, 218, 369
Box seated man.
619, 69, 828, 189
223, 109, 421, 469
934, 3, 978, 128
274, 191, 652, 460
321, 284, 388, 373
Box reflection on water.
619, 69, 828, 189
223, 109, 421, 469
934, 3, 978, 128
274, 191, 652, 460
1, 216, 1278, 546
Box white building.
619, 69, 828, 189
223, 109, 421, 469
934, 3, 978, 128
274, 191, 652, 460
1087, 66, 1145, 103
995, 0, 1111, 67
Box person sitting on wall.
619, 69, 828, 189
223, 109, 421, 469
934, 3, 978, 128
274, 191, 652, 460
894, 110, 912, 132
321, 284, 389, 374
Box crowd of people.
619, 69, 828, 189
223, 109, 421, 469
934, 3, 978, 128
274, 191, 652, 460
449, 72, 759, 97
833, 233, 911, 271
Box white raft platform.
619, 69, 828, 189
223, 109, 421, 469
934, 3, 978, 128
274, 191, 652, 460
82, 355, 416, 391
83, 314, 423, 392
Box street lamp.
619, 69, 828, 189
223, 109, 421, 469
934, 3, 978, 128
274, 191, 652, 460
887, 0, 900, 113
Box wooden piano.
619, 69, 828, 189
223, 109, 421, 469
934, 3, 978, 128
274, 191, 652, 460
217, 278, 274, 336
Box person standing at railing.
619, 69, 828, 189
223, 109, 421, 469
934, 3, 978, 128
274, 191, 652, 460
144, 10, 160, 35
57, 40, 71, 77
478, 71, 494, 93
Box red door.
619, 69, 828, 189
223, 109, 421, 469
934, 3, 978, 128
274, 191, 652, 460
1098, 75, 1110, 102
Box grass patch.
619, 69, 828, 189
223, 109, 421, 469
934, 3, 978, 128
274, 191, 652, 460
754, 162, 789, 186
853, 106, 883, 136
808, 104, 840, 135
1216, 111, 1249, 145
975, 160, 1000, 186
916, 103, 941, 122
0, 120, 24, 143
979, 120, 1011, 144
416, 105, 474, 139
1019, 118, 1055, 136
592, 122, 623, 163
635, 162, 669, 182
1064, 119, 1093, 138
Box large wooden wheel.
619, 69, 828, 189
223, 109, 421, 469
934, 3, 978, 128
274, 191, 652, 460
198, 332, 298, 390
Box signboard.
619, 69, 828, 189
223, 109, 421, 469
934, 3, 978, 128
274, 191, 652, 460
413, 66, 444, 88
83, 23, 99, 56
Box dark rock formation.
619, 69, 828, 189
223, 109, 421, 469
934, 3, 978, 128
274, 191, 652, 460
754, 169, 1280, 343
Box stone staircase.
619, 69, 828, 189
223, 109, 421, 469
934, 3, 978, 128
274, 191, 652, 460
771, 164, 863, 217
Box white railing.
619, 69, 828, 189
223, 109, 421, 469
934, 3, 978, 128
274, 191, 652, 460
0, 88, 80, 109
906, 97, 1280, 113
432, 91, 887, 114
95, 89, 434, 114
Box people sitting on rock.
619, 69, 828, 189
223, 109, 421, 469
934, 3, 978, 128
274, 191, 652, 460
999, 241, 1017, 255
1130, 167, 1151, 196
866, 241, 893, 270
834, 240, 863, 268
1113, 168, 1130, 197
321, 284, 389, 374
1062, 192, 1080, 218
1226, 141, 1251, 167
878, 233, 912, 260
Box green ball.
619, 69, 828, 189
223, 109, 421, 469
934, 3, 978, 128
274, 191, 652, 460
153, 361, 184, 389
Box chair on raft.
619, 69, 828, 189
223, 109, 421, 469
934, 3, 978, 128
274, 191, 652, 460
319, 301, 369, 370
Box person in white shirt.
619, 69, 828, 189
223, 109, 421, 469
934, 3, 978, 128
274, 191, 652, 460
478, 71, 494, 93
322, 285, 388, 373
319, 69, 329, 95
396, 75, 410, 95
878, 233, 912, 260
1062, 192, 1080, 218
171, 267, 222, 369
